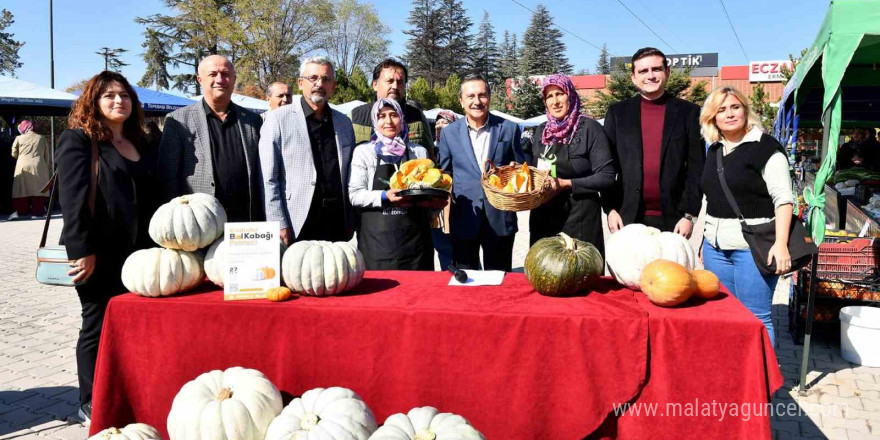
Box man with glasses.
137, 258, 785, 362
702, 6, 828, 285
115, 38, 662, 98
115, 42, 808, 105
265, 81, 292, 112
158, 54, 264, 222
259, 56, 356, 245
351, 58, 434, 157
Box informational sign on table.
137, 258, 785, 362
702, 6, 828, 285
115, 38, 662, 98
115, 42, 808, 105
223, 222, 281, 301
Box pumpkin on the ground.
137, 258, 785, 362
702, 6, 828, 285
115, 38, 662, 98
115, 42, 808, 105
265, 387, 377, 440
368, 406, 485, 440
605, 223, 696, 290
167, 367, 282, 440
524, 233, 604, 296
88, 424, 161, 440
639, 259, 695, 307
204, 237, 286, 287
266, 286, 292, 302
282, 241, 365, 296
691, 269, 720, 299
149, 193, 227, 251
121, 248, 203, 297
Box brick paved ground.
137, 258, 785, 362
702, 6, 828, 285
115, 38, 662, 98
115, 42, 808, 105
1, 212, 878, 439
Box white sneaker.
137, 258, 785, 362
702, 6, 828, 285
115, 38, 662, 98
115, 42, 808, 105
6, 212, 19, 221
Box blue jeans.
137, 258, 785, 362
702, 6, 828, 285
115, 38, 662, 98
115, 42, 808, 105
432, 229, 453, 271
702, 239, 779, 348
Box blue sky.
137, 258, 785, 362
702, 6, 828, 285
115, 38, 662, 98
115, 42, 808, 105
5, 0, 830, 94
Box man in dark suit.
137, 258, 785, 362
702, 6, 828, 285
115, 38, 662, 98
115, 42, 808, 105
158, 55, 264, 222
437, 75, 524, 271
603, 47, 704, 237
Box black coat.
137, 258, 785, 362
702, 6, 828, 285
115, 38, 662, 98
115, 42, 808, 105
602, 95, 705, 229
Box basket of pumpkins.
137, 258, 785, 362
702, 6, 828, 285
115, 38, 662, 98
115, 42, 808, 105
481, 160, 552, 211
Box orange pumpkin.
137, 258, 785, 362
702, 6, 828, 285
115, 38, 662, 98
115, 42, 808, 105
691, 270, 720, 299
639, 259, 695, 307
266, 286, 292, 302
259, 267, 276, 279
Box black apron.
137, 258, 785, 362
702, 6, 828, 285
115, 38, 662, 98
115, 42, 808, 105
529, 140, 605, 257
357, 150, 434, 270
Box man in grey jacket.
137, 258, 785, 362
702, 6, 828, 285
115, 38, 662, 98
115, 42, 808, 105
259, 56, 356, 245
157, 55, 264, 221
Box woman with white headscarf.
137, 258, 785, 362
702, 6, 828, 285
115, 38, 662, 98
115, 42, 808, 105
10, 120, 52, 220
349, 98, 446, 270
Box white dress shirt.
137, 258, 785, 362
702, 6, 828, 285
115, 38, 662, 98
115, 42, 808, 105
467, 119, 491, 167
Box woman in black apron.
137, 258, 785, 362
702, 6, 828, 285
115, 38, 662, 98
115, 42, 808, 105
348, 98, 441, 270
529, 74, 616, 257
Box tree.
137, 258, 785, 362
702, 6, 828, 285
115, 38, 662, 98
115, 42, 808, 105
687, 81, 709, 106
331, 66, 373, 104
595, 43, 610, 75
434, 73, 463, 114
407, 77, 438, 110
323, 0, 390, 77
404, 0, 444, 87
497, 31, 519, 83
470, 11, 499, 86
97, 47, 129, 72
781, 48, 809, 84
586, 65, 708, 118
436, 0, 472, 78
519, 4, 572, 75
139, 29, 172, 90
65, 79, 90, 93
0, 9, 24, 75
750, 83, 776, 132
509, 77, 543, 119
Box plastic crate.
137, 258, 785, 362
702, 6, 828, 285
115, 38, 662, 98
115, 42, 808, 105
817, 238, 880, 281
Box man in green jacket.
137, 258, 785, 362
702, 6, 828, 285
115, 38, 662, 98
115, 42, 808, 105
350, 58, 435, 158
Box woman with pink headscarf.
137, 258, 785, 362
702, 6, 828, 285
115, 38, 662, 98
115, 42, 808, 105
528, 74, 616, 256
9, 120, 52, 220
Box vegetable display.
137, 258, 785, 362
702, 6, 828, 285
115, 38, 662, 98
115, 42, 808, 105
524, 233, 604, 296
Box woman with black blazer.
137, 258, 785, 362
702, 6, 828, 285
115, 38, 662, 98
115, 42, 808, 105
56, 71, 159, 422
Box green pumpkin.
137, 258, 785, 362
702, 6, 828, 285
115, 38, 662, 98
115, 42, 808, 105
524, 233, 604, 297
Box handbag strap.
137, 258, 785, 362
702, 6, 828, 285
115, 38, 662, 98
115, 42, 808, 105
39, 138, 99, 248
715, 147, 752, 233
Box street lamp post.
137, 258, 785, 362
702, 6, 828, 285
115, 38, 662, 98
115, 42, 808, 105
49, 0, 56, 162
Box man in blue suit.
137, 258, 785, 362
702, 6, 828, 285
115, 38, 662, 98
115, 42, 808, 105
437, 75, 525, 272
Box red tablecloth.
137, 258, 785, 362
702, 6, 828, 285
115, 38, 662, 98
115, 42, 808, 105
89, 271, 780, 439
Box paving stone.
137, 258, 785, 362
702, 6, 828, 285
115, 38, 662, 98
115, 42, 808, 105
844, 408, 880, 422
0, 407, 48, 429
44, 423, 90, 440
34, 401, 77, 420
0, 427, 43, 440
845, 429, 880, 440
822, 415, 870, 432
856, 380, 880, 391
819, 394, 864, 410
26, 419, 71, 436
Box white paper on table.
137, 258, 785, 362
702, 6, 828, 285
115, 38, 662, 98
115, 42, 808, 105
448, 270, 506, 286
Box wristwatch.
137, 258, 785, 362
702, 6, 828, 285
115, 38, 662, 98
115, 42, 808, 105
683, 213, 697, 224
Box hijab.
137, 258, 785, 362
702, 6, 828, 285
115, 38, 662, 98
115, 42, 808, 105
434, 110, 457, 140
18, 120, 34, 134
541, 74, 582, 146
371, 98, 409, 160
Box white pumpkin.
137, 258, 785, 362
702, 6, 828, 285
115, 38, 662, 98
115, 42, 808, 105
265, 387, 377, 440
369, 407, 485, 440
281, 241, 365, 296
149, 193, 227, 251
167, 367, 282, 440
605, 223, 697, 290
88, 424, 161, 440
121, 248, 204, 297
205, 238, 287, 287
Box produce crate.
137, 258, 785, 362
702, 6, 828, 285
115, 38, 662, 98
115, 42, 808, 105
817, 238, 880, 281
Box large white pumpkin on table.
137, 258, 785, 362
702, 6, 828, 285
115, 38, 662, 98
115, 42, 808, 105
88, 424, 161, 440
204, 237, 287, 287
149, 193, 227, 251
265, 387, 377, 440
368, 407, 485, 440
605, 223, 696, 290
167, 367, 282, 440
282, 241, 365, 296
121, 248, 204, 297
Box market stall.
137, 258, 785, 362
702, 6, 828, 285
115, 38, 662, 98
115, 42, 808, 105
89, 271, 780, 439
773, 0, 880, 393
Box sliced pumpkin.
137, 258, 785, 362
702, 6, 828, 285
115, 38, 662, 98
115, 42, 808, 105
421, 168, 443, 186
436, 173, 453, 190
488, 174, 503, 189
399, 159, 435, 177
389, 171, 406, 189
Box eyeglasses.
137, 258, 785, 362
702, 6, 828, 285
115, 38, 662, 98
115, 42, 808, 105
300, 75, 334, 84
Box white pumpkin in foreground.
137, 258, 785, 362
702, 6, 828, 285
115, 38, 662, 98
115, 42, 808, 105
282, 241, 365, 296
605, 223, 696, 290
265, 387, 377, 440
205, 238, 287, 287
121, 248, 204, 297
149, 193, 227, 251
167, 367, 282, 440
88, 424, 161, 440
369, 407, 485, 440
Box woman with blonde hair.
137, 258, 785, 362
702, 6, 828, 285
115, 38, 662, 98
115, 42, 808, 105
699, 86, 794, 347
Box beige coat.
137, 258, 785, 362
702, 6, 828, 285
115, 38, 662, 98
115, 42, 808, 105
11, 132, 52, 198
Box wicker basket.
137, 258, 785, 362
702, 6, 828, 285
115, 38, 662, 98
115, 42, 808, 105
481, 160, 552, 212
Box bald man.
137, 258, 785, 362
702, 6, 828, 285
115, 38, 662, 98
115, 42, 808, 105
158, 55, 265, 221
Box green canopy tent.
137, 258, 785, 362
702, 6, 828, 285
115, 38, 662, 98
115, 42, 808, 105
775, 0, 880, 395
